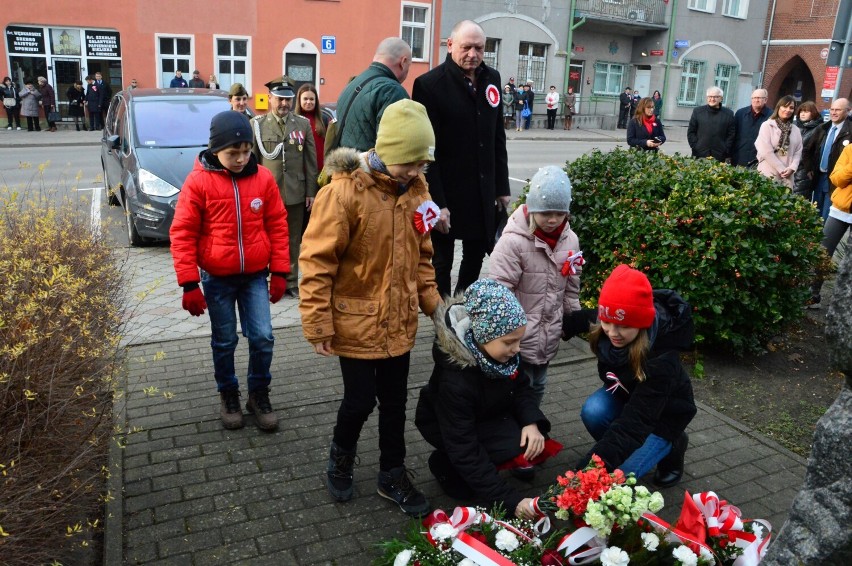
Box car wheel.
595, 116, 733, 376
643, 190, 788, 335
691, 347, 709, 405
103, 162, 120, 206
125, 202, 145, 246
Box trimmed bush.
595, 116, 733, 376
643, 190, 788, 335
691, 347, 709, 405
0, 188, 125, 564
517, 149, 831, 353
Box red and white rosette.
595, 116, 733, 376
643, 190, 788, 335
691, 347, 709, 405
413, 200, 441, 233
561, 250, 585, 277
485, 84, 501, 108
692, 492, 772, 566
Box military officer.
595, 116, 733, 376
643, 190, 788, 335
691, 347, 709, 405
252, 76, 318, 298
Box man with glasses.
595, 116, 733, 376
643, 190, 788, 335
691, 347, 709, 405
687, 86, 735, 162
732, 89, 771, 167
802, 98, 852, 221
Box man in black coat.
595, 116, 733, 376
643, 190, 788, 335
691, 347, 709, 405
687, 86, 736, 162
731, 89, 771, 166
413, 20, 511, 298
618, 87, 632, 128
802, 97, 852, 220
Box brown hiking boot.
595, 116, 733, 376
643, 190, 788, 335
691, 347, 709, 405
246, 389, 278, 431
219, 390, 244, 430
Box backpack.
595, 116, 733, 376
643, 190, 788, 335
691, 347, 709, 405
323, 74, 382, 159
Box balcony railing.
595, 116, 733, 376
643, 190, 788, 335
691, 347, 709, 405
575, 0, 667, 26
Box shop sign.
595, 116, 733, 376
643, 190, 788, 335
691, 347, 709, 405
650, 50, 664, 56
85, 30, 121, 58
50, 28, 82, 56
673, 40, 690, 49
6, 26, 46, 55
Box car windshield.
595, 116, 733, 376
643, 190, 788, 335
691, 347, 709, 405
133, 98, 232, 148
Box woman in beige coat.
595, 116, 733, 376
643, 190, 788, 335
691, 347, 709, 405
755, 95, 802, 188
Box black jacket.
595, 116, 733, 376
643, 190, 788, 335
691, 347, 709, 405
413, 55, 510, 248
732, 105, 772, 166
687, 104, 736, 161
793, 118, 825, 195
627, 118, 666, 151
584, 290, 697, 472
802, 117, 852, 192
415, 297, 550, 513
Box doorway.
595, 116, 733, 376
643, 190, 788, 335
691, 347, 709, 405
53, 58, 81, 120
633, 67, 651, 101
285, 53, 317, 93
568, 62, 583, 113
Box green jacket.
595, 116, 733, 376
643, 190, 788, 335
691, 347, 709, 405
251, 112, 318, 205
336, 62, 408, 152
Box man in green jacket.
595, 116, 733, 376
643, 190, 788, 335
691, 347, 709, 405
331, 37, 411, 155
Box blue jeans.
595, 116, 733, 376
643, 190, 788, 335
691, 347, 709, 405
201, 270, 274, 394
580, 387, 672, 477
519, 359, 548, 407
814, 173, 831, 220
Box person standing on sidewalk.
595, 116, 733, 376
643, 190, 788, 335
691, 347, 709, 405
687, 86, 735, 162
2, 76, 22, 130
618, 87, 632, 129
578, 265, 696, 488
299, 100, 441, 518
170, 111, 290, 432
84, 75, 104, 131
37, 76, 57, 132
563, 86, 576, 130
188, 70, 206, 88
20, 79, 42, 131
66, 80, 86, 131
545, 85, 559, 130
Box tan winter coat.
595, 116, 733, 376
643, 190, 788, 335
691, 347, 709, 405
298, 148, 441, 359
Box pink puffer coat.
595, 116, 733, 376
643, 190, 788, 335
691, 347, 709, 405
488, 205, 582, 364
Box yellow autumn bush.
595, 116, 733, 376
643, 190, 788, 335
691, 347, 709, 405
0, 188, 125, 564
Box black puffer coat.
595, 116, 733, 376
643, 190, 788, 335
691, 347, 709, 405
415, 296, 549, 513
793, 118, 824, 197
584, 290, 697, 471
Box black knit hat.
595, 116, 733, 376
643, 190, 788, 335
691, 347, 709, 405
208, 111, 253, 153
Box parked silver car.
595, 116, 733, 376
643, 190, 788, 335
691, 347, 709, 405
101, 88, 232, 245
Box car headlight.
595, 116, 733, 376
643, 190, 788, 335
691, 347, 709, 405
138, 168, 179, 197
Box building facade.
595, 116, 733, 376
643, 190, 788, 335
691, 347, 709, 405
761, 0, 852, 110
2, 0, 443, 119
438, 0, 770, 122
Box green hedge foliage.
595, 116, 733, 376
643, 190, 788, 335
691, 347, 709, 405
517, 149, 831, 354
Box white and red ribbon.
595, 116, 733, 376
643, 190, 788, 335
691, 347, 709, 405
561, 250, 585, 277
556, 526, 606, 564
413, 200, 441, 233
604, 371, 628, 394
693, 492, 771, 566
452, 531, 515, 566
641, 512, 715, 556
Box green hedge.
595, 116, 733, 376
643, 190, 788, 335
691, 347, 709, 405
517, 149, 831, 353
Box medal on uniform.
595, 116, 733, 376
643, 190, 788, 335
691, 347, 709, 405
297, 131, 304, 151
288, 132, 295, 145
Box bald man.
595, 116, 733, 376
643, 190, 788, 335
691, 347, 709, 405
803, 97, 852, 220
732, 89, 771, 166
413, 20, 510, 297
327, 37, 411, 156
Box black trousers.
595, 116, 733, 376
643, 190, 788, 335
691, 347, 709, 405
546, 109, 557, 129
431, 230, 489, 298
332, 352, 411, 471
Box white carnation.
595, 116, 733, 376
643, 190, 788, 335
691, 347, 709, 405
393, 549, 412, 566
673, 545, 698, 566
495, 529, 520, 552
699, 545, 714, 562
600, 546, 630, 566
459, 560, 477, 566
431, 523, 457, 541
641, 532, 660, 551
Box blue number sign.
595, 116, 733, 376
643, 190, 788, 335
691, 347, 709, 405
322, 36, 336, 54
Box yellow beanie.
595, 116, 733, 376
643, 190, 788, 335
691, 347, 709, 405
375, 99, 436, 165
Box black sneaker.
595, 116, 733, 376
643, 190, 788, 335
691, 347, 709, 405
219, 390, 244, 430
510, 464, 536, 482
245, 389, 278, 431
805, 295, 821, 310
653, 432, 689, 488
377, 466, 431, 517
326, 442, 358, 502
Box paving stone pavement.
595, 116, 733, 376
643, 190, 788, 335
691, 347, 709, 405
106, 239, 808, 564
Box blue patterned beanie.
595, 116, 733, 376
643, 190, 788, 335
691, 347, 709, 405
463, 279, 527, 343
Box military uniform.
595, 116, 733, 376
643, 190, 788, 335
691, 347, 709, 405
251, 77, 319, 294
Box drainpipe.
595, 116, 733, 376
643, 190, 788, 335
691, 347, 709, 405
661, 0, 679, 116
430, 0, 437, 70
760, 0, 778, 88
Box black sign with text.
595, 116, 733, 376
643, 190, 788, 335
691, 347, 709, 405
85, 30, 121, 58
6, 26, 46, 55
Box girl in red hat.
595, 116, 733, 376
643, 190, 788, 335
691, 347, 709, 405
579, 264, 697, 487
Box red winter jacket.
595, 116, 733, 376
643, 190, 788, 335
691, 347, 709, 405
170, 152, 290, 286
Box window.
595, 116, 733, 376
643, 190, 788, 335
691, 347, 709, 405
401, 3, 430, 61
714, 63, 739, 106
215, 37, 250, 92
678, 59, 706, 106
157, 36, 192, 88
688, 0, 716, 12
592, 61, 625, 95
517, 42, 547, 88
722, 0, 748, 18
484, 38, 500, 69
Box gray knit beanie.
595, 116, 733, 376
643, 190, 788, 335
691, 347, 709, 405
526, 166, 572, 213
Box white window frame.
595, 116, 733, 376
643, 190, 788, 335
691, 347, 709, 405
688, 0, 717, 13
722, 0, 749, 19
156, 34, 194, 88
484, 38, 500, 70
401, 2, 430, 62
677, 59, 706, 106
213, 35, 251, 93
592, 61, 625, 96
518, 42, 548, 88
714, 63, 739, 107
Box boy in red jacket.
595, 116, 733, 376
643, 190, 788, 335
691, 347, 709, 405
170, 111, 290, 431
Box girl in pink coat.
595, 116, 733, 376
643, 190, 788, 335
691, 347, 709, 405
489, 166, 584, 407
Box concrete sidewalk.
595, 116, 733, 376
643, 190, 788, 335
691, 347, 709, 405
107, 318, 806, 565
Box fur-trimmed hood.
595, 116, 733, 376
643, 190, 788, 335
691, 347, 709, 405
432, 293, 478, 369
324, 147, 370, 176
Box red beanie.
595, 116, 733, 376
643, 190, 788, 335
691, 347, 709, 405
597, 264, 656, 328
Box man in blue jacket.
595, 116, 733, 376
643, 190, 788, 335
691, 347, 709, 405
732, 89, 771, 166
